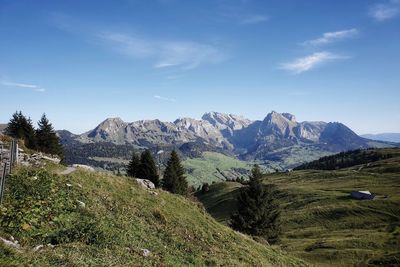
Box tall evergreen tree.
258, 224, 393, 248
162, 150, 188, 195
5, 111, 37, 149
137, 150, 160, 187
36, 114, 64, 157
230, 165, 281, 243
127, 152, 140, 177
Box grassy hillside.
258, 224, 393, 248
197, 149, 400, 266
259, 145, 332, 170
183, 151, 254, 187
0, 165, 306, 266
295, 147, 400, 170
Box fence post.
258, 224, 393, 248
0, 163, 7, 205
15, 142, 19, 164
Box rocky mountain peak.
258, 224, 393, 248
202, 111, 252, 138
95, 117, 126, 132
281, 113, 296, 122
261, 111, 298, 138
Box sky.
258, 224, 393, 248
0, 0, 400, 134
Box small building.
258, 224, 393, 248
350, 190, 375, 200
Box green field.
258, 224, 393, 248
197, 149, 400, 266
183, 151, 254, 187
0, 164, 306, 266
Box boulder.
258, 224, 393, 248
135, 179, 155, 189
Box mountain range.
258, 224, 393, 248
58, 111, 395, 170
361, 133, 400, 143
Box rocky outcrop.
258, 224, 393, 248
202, 111, 253, 138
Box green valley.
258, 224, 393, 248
196, 148, 400, 266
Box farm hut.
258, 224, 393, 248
350, 190, 375, 200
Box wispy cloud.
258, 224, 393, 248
280, 52, 345, 74
1, 81, 45, 92
302, 28, 358, 46
166, 75, 181, 80
369, 0, 400, 21
154, 95, 176, 102
240, 15, 268, 25
99, 32, 227, 70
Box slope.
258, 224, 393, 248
0, 165, 306, 266
183, 151, 253, 187
196, 149, 400, 266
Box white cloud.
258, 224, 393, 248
240, 15, 268, 25
1, 81, 46, 92
369, 0, 400, 21
280, 52, 344, 74
302, 28, 358, 46
99, 32, 227, 70
155, 41, 225, 70
99, 33, 153, 58
154, 95, 176, 102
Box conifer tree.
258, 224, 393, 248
137, 150, 160, 187
36, 114, 64, 157
162, 150, 188, 195
230, 165, 281, 243
127, 152, 140, 177
5, 111, 37, 149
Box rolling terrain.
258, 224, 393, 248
0, 164, 306, 266
196, 148, 400, 266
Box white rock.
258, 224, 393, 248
77, 200, 86, 208
141, 248, 151, 257
33, 244, 44, 252
135, 179, 155, 189
0, 237, 20, 249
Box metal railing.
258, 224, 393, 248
0, 140, 18, 205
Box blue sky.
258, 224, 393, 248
1, 0, 399, 134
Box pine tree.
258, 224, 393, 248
230, 165, 281, 243
127, 152, 140, 177
5, 111, 37, 149
36, 114, 64, 157
162, 150, 188, 195
137, 150, 160, 187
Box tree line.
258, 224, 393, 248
126, 149, 188, 195
4, 111, 63, 158
294, 148, 395, 170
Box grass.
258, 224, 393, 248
0, 164, 306, 266
196, 148, 400, 266
261, 145, 333, 170
182, 149, 332, 188
183, 151, 253, 187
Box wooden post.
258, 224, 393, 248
15, 142, 19, 164
0, 163, 7, 205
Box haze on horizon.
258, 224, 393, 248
1, 0, 399, 135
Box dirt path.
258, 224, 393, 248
59, 167, 76, 175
